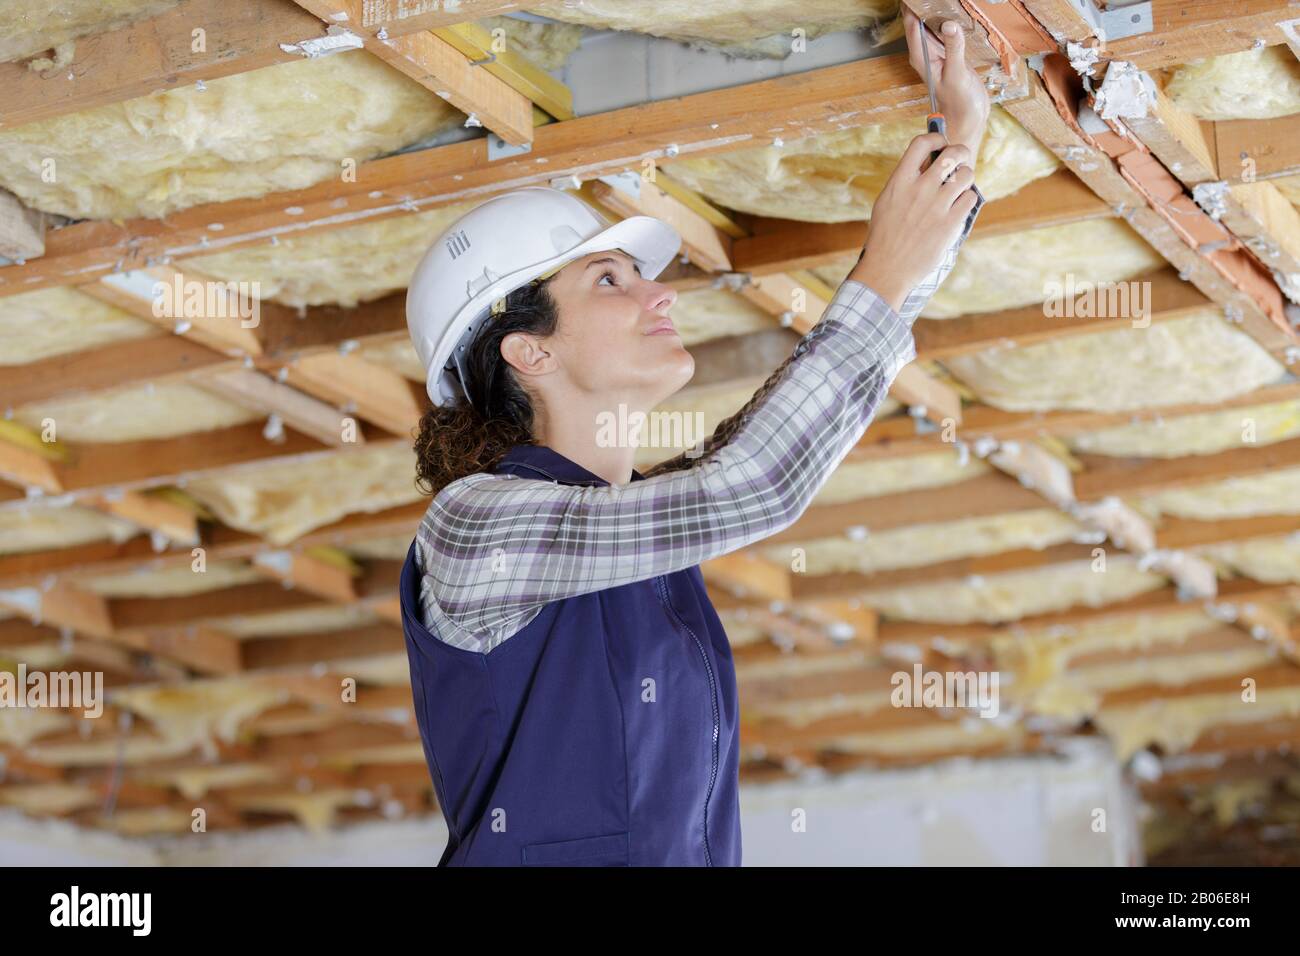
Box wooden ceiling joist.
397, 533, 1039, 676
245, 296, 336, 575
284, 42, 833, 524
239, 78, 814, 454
0, 55, 941, 296
1002, 62, 1300, 362
289, 0, 536, 147
0, 0, 322, 129
730, 169, 1110, 276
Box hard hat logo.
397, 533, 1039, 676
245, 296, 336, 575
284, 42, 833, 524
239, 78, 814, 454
445, 230, 471, 259
406, 186, 683, 408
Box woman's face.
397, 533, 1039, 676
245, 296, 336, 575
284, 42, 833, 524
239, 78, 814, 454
522, 249, 694, 407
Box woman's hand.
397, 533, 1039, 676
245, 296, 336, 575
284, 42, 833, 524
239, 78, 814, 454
903, 10, 990, 158
849, 132, 978, 312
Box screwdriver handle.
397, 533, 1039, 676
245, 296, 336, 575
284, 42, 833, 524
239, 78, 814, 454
927, 113, 947, 165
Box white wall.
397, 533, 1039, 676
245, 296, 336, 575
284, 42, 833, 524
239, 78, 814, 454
739, 739, 1142, 866
0, 740, 1140, 866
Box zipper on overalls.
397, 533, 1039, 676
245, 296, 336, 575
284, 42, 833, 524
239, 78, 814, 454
515, 460, 721, 865
654, 573, 719, 868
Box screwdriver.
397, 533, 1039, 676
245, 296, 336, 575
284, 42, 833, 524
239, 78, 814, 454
919, 20, 948, 167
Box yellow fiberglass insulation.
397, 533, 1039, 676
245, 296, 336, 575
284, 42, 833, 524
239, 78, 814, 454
0, 707, 72, 748
113, 678, 288, 749
0, 287, 160, 365
184, 442, 421, 546
218, 603, 381, 639
993, 612, 1241, 721
1138, 465, 1300, 521
812, 450, 990, 505
355, 338, 426, 382
1096, 686, 1300, 760
134, 763, 283, 800
83, 559, 264, 598
0, 504, 138, 556
343, 533, 416, 561
1165, 46, 1300, 121
665, 106, 1059, 223
1273, 173, 1300, 207
480, 15, 585, 70
669, 288, 780, 346
859, 556, 1167, 624
1067, 399, 1300, 459
190, 203, 473, 308
0, 0, 179, 64
530, 0, 894, 57
815, 217, 1165, 319
0, 50, 463, 221
100, 807, 198, 836
14, 381, 260, 443
329, 652, 412, 686
825, 721, 1025, 758
0, 783, 101, 816
1200, 534, 1300, 584
636, 376, 768, 465
230, 788, 362, 834
759, 508, 1083, 576
943, 310, 1285, 413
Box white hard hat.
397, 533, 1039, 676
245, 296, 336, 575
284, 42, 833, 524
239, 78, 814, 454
406, 186, 682, 407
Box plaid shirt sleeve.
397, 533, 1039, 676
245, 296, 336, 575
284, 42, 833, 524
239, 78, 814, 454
416, 187, 985, 653
897, 184, 984, 322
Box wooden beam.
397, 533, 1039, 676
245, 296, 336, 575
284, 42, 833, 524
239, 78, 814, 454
112, 625, 244, 675
110, 580, 322, 630
196, 367, 361, 448
241, 624, 404, 670
701, 553, 792, 603
0, 56, 940, 296
588, 180, 733, 273
252, 550, 359, 604
0, 501, 425, 586
83, 490, 201, 547
1001, 62, 1299, 362
432, 20, 575, 121
0, 582, 113, 639
912, 266, 1208, 359
1104, 0, 1300, 71
730, 169, 1110, 275
0, 434, 63, 492
888, 363, 964, 427
3, 293, 408, 409
285, 354, 424, 438
0, 0, 321, 129
349, 1, 541, 38
0, 335, 225, 408
902, 1, 1008, 71
1214, 115, 1300, 183
84, 266, 265, 357
738, 272, 828, 334
1075, 435, 1300, 501
363, 29, 535, 147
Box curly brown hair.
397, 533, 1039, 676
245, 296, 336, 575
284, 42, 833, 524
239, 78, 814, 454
414, 279, 558, 496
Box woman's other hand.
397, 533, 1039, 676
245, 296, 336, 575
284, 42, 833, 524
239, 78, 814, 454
849, 132, 977, 312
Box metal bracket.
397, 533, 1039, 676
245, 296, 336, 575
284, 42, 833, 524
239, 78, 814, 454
597, 170, 641, 200
1074, 0, 1153, 41
486, 133, 532, 161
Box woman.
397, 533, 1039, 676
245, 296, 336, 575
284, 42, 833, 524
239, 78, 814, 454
398, 14, 989, 866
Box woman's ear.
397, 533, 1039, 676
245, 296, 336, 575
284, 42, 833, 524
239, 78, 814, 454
500, 331, 556, 382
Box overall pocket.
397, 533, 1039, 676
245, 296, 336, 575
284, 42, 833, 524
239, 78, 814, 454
521, 831, 630, 866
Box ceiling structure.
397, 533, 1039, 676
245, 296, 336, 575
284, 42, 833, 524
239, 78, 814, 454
1, 0, 1300, 864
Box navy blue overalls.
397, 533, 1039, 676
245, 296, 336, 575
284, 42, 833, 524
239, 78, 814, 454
398, 444, 743, 866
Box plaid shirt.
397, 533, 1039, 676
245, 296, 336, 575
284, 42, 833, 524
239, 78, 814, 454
416, 188, 985, 652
